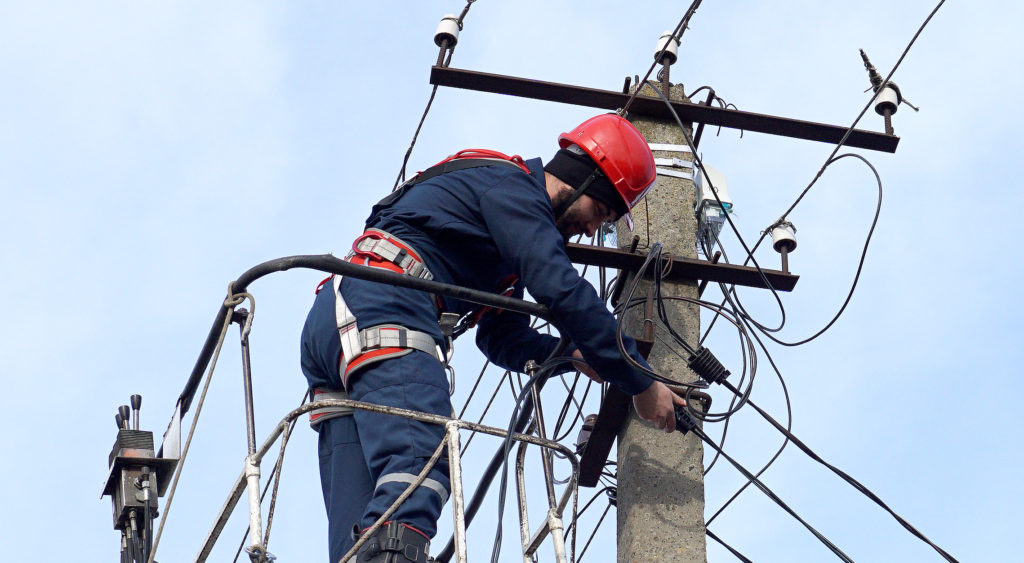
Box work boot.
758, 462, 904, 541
354, 521, 432, 563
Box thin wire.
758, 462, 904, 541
620, 0, 703, 115
488, 353, 575, 563
643, 80, 788, 331
231, 391, 309, 563
564, 487, 615, 537
577, 502, 613, 561
461, 369, 511, 453
744, 153, 883, 346
704, 310, 794, 524
693, 425, 855, 562
147, 291, 246, 563
699, 0, 947, 340
261, 392, 305, 550
706, 528, 754, 563
717, 379, 960, 562
392, 0, 479, 188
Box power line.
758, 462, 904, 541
620, 0, 703, 115
393, 0, 481, 188
699, 0, 948, 343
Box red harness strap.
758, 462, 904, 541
461, 274, 519, 331
348, 229, 427, 275
427, 149, 531, 176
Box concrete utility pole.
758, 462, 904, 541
616, 82, 708, 563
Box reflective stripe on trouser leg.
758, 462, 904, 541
348, 349, 452, 538
376, 473, 450, 504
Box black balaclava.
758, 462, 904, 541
544, 147, 627, 220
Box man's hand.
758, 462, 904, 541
571, 349, 604, 384
633, 381, 688, 433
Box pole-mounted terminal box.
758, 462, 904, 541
695, 164, 732, 253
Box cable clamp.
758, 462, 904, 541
687, 346, 730, 385
674, 404, 698, 435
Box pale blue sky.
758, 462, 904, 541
1, 1, 1018, 561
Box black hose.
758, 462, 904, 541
172, 254, 555, 423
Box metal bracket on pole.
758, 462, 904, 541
565, 243, 798, 292
429, 66, 900, 153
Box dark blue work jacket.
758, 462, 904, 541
336, 157, 653, 395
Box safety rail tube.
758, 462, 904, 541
162, 254, 555, 456
435, 338, 569, 563
194, 398, 579, 562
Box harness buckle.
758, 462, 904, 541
438, 312, 460, 339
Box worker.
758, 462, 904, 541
300, 113, 687, 562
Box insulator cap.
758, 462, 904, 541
874, 83, 901, 115
654, 31, 679, 65
434, 14, 460, 48
770, 221, 798, 253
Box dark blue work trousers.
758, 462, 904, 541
317, 350, 451, 562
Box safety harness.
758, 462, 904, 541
310, 151, 532, 429
309, 230, 440, 429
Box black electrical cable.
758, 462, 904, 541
696, 238, 747, 475
621, 293, 757, 421
699, 152, 881, 349
643, 80, 789, 331
459, 369, 510, 453
690, 424, 856, 563
551, 374, 590, 443
577, 501, 613, 561
435, 341, 571, 563
706, 528, 755, 563
564, 486, 615, 537
488, 353, 578, 563
704, 289, 795, 521
698, 0, 947, 342
741, 153, 882, 346
696, 233, 793, 481
695, 234, 956, 561
612, 244, 707, 387
715, 378, 960, 562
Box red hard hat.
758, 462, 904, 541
558, 114, 656, 231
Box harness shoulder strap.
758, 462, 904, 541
373, 150, 532, 212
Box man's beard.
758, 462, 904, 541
550, 188, 578, 241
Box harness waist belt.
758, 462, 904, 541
347, 228, 433, 280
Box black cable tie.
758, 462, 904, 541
687, 346, 730, 384
674, 404, 698, 435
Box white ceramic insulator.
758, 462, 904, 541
771, 222, 798, 253
874, 85, 899, 115
654, 31, 679, 65
434, 14, 460, 47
